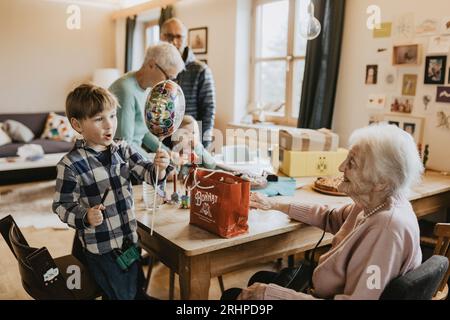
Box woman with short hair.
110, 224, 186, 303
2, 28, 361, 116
110, 42, 185, 159
228, 124, 424, 300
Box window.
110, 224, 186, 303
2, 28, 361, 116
251, 0, 309, 126
145, 20, 160, 48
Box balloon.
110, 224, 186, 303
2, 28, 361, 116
144, 80, 185, 139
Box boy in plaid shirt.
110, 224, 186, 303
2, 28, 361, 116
53, 84, 171, 299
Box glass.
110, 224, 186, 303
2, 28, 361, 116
145, 25, 160, 47
256, 0, 289, 58
291, 59, 306, 117
142, 182, 161, 210
255, 61, 286, 115
294, 0, 309, 56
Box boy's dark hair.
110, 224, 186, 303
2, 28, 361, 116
66, 83, 118, 120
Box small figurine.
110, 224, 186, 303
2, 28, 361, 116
180, 189, 190, 209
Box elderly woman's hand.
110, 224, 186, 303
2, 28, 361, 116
237, 283, 268, 300
250, 192, 275, 210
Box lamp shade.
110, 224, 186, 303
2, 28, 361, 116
92, 68, 121, 89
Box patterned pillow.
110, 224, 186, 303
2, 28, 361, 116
40, 112, 75, 142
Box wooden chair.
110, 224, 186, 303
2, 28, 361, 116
432, 223, 450, 300
0, 215, 101, 300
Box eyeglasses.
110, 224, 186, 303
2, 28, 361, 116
163, 33, 186, 42
155, 63, 176, 81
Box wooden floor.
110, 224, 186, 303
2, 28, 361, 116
0, 226, 281, 300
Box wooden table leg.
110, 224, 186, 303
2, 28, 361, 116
178, 254, 211, 300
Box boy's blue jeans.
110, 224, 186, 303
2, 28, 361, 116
84, 250, 138, 300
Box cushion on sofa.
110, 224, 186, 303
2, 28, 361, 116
0, 113, 53, 137
40, 112, 75, 142
4, 120, 34, 142
0, 124, 12, 146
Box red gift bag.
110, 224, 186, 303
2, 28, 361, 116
189, 169, 250, 238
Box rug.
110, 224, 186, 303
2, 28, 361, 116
0, 180, 68, 229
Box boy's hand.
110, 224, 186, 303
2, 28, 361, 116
87, 204, 105, 227
154, 149, 170, 179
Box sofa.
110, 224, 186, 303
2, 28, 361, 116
0, 112, 73, 158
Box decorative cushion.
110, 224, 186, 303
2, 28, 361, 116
40, 112, 75, 142
0, 123, 12, 146
4, 119, 34, 143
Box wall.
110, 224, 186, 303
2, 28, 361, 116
174, 0, 241, 135
0, 0, 117, 114
333, 0, 450, 171
123, 0, 252, 135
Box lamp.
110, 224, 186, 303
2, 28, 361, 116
299, 1, 321, 40
92, 68, 121, 88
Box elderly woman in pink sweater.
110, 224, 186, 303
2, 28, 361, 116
237, 124, 424, 300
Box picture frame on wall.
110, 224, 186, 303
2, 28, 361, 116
436, 86, 450, 103
382, 114, 424, 144
392, 44, 420, 66
199, 59, 208, 65
365, 65, 378, 84
401, 74, 418, 96
188, 27, 208, 54
424, 55, 447, 85
390, 96, 414, 114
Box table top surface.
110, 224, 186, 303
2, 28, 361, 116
0, 153, 66, 171
135, 171, 450, 256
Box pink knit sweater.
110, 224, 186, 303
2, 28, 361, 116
264, 196, 422, 300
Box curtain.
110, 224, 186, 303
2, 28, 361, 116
297, 0, 346, 129
124, 15, 137, 73
159, 5, 174, 28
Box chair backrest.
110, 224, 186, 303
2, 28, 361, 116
0, 215, 29, 258
380, 255, 449, 300
9, 223, 78, 300
8, 224, 44, 298
433, 223, 450, 292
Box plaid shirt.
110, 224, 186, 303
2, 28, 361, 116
53, 139, 168, 255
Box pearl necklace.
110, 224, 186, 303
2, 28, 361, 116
356, 202, 387, 227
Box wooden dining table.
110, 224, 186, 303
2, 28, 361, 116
135, 170, 450, 300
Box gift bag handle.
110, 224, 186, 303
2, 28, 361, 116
188, 168, 236, 190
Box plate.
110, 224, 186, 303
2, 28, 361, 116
311, 185, 348, 197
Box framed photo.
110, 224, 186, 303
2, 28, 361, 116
367, 94, 386, 110
428, 35, 450, 54
365, 65, 378, 84
392, 44, 420, 66
436, 86, 450, 103
402, 74, 418, 96
188, 27, 208, 54
390, 96, 414, 114
424, 56, 447, 84
382, 114, 424, 144
199, 59, 208, 65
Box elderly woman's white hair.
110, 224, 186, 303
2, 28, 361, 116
143, 42, 185, 76
349, 124, 424, 198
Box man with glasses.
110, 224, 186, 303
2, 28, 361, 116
109, 42, 184, 158
160, 18, 217, 149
